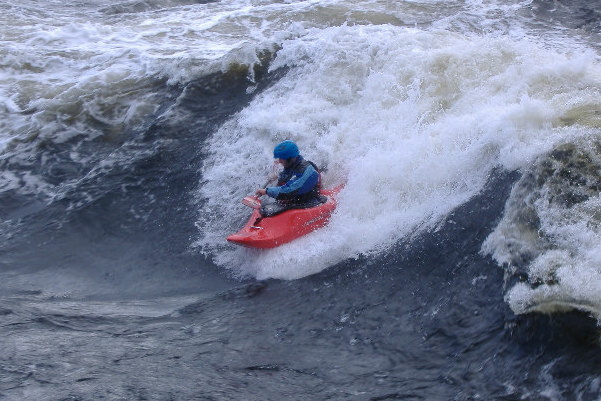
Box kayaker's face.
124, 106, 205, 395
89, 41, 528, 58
277, 158, 294, 168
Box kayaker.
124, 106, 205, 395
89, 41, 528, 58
255, 140, 324, 216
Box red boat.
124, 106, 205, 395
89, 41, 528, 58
226, 186, 342, 249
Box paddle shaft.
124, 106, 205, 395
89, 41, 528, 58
241, 174, 277, 208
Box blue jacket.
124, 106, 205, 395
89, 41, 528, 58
265, 156, 320, 203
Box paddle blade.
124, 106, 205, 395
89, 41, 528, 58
242, 196, 261, 209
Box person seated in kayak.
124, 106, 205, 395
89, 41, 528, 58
255, 140, 325, 217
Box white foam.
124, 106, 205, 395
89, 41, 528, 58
3, 0, 601, 288
0, 1, 277, 200
484, 161, 601, 318
196, 24, 600, 279
0, 0, 277, 140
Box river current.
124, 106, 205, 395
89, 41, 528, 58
1, 0, 601, 399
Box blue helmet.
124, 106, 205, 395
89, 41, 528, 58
273, 140, 299, 159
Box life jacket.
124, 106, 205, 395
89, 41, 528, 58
275, 157, 321, 203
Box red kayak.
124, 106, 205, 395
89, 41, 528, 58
227, 186, 342, 249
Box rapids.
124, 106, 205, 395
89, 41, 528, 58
1, 0, 601, 399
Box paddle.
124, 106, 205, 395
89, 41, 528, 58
242, 195, 262, 209
242, 178, 274, 209
241, 163, 280, 209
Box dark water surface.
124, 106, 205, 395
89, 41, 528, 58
1, 0, 601, 399
3, 169, 601, 400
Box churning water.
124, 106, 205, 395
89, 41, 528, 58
1, 0, 601, 399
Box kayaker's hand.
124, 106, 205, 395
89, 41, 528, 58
255, 188, 267, 197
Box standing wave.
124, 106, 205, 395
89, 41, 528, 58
195, 24, 601, 282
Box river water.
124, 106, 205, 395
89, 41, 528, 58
1, 0, 601, 399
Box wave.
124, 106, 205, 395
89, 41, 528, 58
1, 0, 601, 319
195, 24, 601, 282
2, 2, 601, 398
483, 137, 601, 319
100, 0, 218, 15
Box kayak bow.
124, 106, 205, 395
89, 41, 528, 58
227, 186, 342, 249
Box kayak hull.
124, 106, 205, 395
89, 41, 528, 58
227, 188, 340, 249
